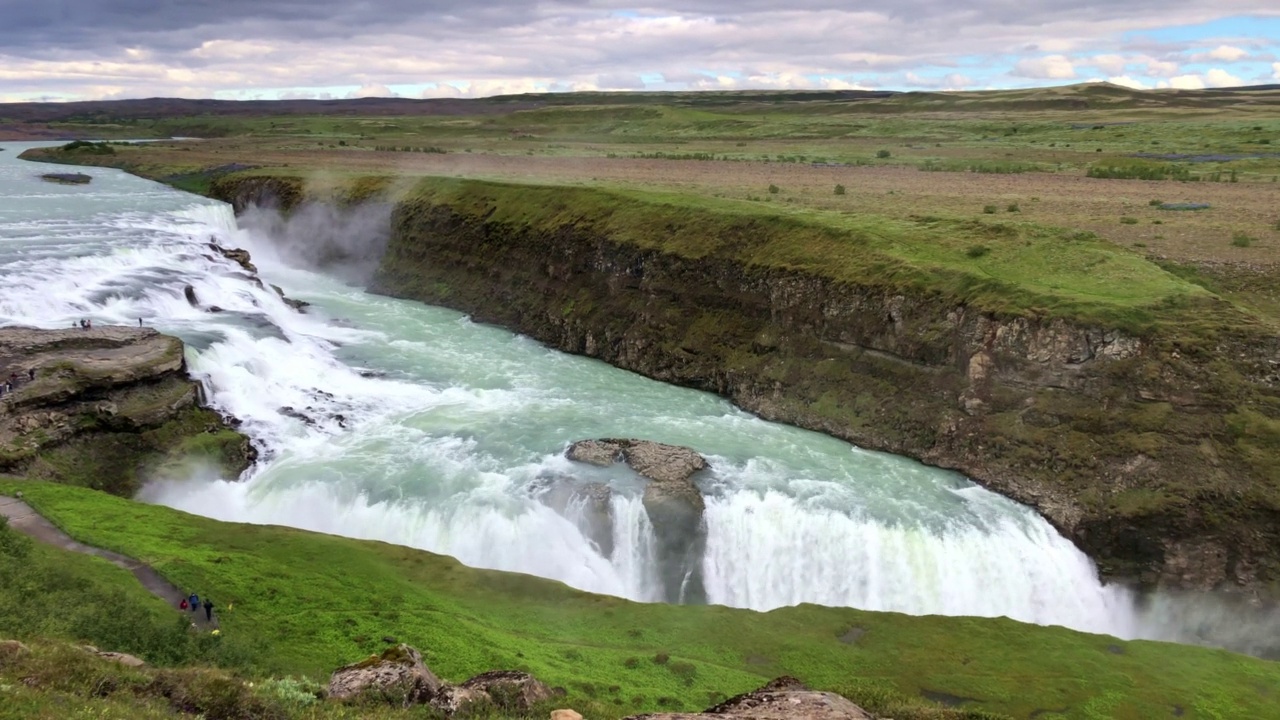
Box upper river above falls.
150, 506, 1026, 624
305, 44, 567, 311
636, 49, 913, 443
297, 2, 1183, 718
1, 142, 1276, 657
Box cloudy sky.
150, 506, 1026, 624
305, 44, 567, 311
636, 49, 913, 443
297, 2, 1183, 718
2, 1, 1279, 102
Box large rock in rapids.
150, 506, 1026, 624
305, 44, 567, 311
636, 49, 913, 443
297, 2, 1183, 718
566, 439, 709, 603
208, 242, 258, 274
624, 677, 872, 720
328, 644, 443, 705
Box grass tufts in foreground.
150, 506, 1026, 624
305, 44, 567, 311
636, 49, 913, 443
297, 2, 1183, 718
2, 481, 1279, 720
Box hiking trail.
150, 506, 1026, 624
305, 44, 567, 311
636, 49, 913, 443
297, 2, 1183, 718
0, 494, 217, 629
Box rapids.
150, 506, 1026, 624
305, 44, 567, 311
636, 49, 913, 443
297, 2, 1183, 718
1, 142, 1275, 656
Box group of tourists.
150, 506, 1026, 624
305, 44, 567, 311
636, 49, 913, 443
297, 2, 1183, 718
0, 368, 36, 397
180, 592, 217, 622
74, 318, 93, 329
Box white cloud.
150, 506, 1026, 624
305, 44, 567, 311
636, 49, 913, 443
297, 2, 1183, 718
1013, 54, 1076, 79
1204, 68, 1244, 87
1207, 44, 1248, 62
1106, 75, 1150, 89
347, 83, 396, 98
1090, 54, 1128, 75
1143, 59, 1180, 77
1273, 62, 1280, 80
1167, 74, 1206, 89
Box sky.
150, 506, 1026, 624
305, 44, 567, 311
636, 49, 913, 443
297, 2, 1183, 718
1, 1, 1279, 102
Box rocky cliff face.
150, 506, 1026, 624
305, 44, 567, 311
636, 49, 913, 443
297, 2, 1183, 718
0, 326, 254, 495
369, 197, 1280, 597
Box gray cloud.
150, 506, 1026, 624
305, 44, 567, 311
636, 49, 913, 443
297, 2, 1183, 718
0, 1, 1278, 100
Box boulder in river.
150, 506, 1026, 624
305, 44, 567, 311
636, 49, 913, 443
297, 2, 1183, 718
208, 243, 258, 274
183, 284, 199, 307
328, 644, 443, 706
623, 677, 872, 720
40, 172, 91, 185
566, 439, 709, 603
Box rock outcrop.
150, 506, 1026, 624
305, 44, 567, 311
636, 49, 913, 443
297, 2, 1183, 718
208, 243, 258, 274
369, 187, 1280, 596
328, 645, 556, 716
0, 326, 254, 495
624, 677, 872, 720
328, 644, 442, 706
567, 439, 709, 603
431, 670, 556, 715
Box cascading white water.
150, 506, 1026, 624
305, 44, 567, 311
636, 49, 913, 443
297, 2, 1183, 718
2, 142, 1276, 656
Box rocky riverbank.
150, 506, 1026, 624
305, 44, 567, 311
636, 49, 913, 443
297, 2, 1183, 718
0, 326, 254, 495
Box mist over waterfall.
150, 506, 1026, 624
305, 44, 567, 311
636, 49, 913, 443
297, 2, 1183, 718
2, 143, 1277, 658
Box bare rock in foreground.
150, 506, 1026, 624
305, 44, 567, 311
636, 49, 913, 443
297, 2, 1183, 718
625, 677, 872, 720
328, 644, 443, 706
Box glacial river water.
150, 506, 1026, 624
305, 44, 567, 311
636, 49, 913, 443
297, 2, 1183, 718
1, 142, 1275, 655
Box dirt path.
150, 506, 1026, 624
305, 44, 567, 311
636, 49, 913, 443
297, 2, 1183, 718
0, 494, 217, 628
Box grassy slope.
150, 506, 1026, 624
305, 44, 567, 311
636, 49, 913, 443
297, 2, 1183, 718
2, 481, 1278, 720
390, 176, 1222, 335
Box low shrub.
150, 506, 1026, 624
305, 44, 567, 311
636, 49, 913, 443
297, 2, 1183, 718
1120, 217, 1139, 225
834, 184, 846, 195
1232, 232, 1255, 248
982, 205, 997, 214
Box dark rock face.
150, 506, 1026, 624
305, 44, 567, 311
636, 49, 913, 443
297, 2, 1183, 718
624, 677, 872, 719
0, 326, 254, 495
208, 243, 258, 274
366, 194, 1280, 597
566, 439, 709, 603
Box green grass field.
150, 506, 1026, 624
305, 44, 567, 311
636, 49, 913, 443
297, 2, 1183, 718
2, 481, 1279, 720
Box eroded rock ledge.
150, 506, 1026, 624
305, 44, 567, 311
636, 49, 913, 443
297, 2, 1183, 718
0, 326, 254, 495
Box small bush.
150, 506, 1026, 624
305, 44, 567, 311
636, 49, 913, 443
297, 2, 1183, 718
1148, 199, 1163, 206
623, 657, 640, 669
1120, 217, 1139, 225
1006, 203, 1020, 213
876, 150, 891, 159
1133, 242, 1147, 248
768, 184, 780, 194
982, 205, 997, 214
652, 652, 670, 665
1232, 232, 1255, 248
834, 184, 846, 195
966, 245, 991, 259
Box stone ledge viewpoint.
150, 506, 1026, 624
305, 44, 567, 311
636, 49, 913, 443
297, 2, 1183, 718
0, 326, 254, 494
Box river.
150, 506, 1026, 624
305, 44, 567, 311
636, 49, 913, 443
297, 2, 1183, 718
1, 142, 1274, 655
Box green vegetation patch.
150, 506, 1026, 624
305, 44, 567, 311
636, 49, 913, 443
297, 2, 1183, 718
2, 482, 1279, 720
397, 177, 1212, 334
